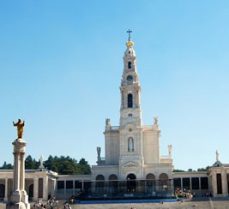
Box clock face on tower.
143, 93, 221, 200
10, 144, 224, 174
127, 75, 133, 83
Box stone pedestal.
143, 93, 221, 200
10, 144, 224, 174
7, 138, 30, 209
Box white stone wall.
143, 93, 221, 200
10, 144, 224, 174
144, 164, 173, 180
105, 130, 120, 165
91, 165, 119, 180
143, 129, 160, 164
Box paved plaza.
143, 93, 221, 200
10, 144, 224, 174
73, 200, 229, 209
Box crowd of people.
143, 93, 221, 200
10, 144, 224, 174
175, 188, 193, 200
31, 196, 72, 209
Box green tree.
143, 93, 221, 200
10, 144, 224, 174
77, 158, 91, 174
44, 155, 81, 174
0, 161, 13, 169
25, 155, 39, 169
197, 166, 209, 171
173, 169, 185, 172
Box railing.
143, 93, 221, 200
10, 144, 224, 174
105, 126, 119, 131
55, 179, 174, 200
142, 125, 153, 129
160, 155, 170, 159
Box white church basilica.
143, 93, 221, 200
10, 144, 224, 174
91, 37, 173, 186
0, 35, 229, 202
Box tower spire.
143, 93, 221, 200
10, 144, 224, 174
120, 32, 141, 127
126, 29, 134, 48
127, 29, 132, 41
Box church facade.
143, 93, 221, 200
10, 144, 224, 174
91, 38, 173, 190
0, 37, 229, 201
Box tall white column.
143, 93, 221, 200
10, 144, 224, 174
7, 120, 30, 209
212, 172, 217, 196
222, 171, 228, 196
4, 178, 8, 202
64, 180, 66, 200
9, 138, 30, 209
20, 153, 25, 191
33, 178, 38, 201
13, 154, 20, 192
42, 177, 48, 200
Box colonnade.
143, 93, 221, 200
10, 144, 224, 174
0, 175, 53, 202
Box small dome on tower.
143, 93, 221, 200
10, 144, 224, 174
126, 40, 134, 48
124, 41, 136, 58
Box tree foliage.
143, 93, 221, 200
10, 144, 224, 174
197, 166, 209, 171
0, 155, 91, 175
43, 156, 91, 175
0, 161, 13, 169
25, 155, 39, 169
173, 169, 185, 172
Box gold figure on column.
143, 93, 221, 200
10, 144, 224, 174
13, 119, 25, 138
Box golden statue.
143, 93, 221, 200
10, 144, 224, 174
13, 119, 25, 138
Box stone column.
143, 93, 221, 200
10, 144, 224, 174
4, 178, 8, 202
13, 154, 20, 192
222, 171, 228, 196
53, 179, 57, 196
20, 153, 25, 191
33, 178, 38, 202
181, 178, 183, 191
81, 180, 84, 191
212, 172, 217, 197
170, 178, 174, 196
7, 138, 30, 209
64, 180, 66, 200
42, 176, 48, 201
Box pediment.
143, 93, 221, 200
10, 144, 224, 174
123, 161, 138, 167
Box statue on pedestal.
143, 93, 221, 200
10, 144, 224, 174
39, 155, 45, 170
154, 116, 158, 125
97, 147, 101, 163
13, 119, 25, 139
168, 145, 172, 157
216, 150, 219, 161
7, 119, 30, 209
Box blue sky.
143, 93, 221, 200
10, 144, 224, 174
0, 1, 229, 170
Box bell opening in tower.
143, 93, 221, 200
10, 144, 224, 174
127, 93, 133, 108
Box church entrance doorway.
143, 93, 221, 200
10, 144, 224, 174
108, 174, 118, 194
126, 173, 136, 192
95, 175, 105, 194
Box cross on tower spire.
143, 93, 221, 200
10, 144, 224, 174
127, 29, 132, 41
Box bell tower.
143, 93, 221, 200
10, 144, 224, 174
119, 31, 144, 178
120, 30, 142, 127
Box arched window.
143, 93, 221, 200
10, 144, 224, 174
128, 61, 132, 69
128, 137, 134, 152
159, 173, 169, 190
146, 173, 156, 192
95, 175, 105, 193
108, 174, 118, 193
126, 173, 136, 192
127, 94, 133, 108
